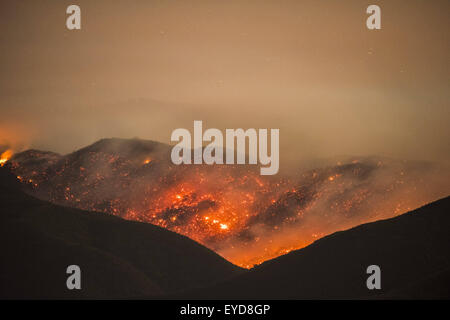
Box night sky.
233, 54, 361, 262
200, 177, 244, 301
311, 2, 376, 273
1, 0, 449, 166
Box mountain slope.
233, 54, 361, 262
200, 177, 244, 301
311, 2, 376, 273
0, 167, 243, 299
181, 196, 450, 299
10, 138, 450, 268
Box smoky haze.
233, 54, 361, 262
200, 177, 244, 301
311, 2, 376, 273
0, 0, 449, 167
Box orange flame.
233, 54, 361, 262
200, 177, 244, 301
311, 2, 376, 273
0, 149, 13, 167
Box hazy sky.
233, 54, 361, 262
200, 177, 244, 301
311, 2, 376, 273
0, 0, 449, 166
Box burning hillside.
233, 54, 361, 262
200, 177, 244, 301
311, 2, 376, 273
7, 138, 450, 268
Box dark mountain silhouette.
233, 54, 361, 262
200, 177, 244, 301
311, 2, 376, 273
0, 167, 243, 299
179, 196, 450, 299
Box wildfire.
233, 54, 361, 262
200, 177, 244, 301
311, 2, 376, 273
9, 140, 449, 268
0, 149, 13, 167
141, 170, 283, 247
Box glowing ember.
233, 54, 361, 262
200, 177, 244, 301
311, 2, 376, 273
0, 149, 13, 167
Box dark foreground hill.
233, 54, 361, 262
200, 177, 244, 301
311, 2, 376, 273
0, 167, 243, 299
180, 196, 450, 299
